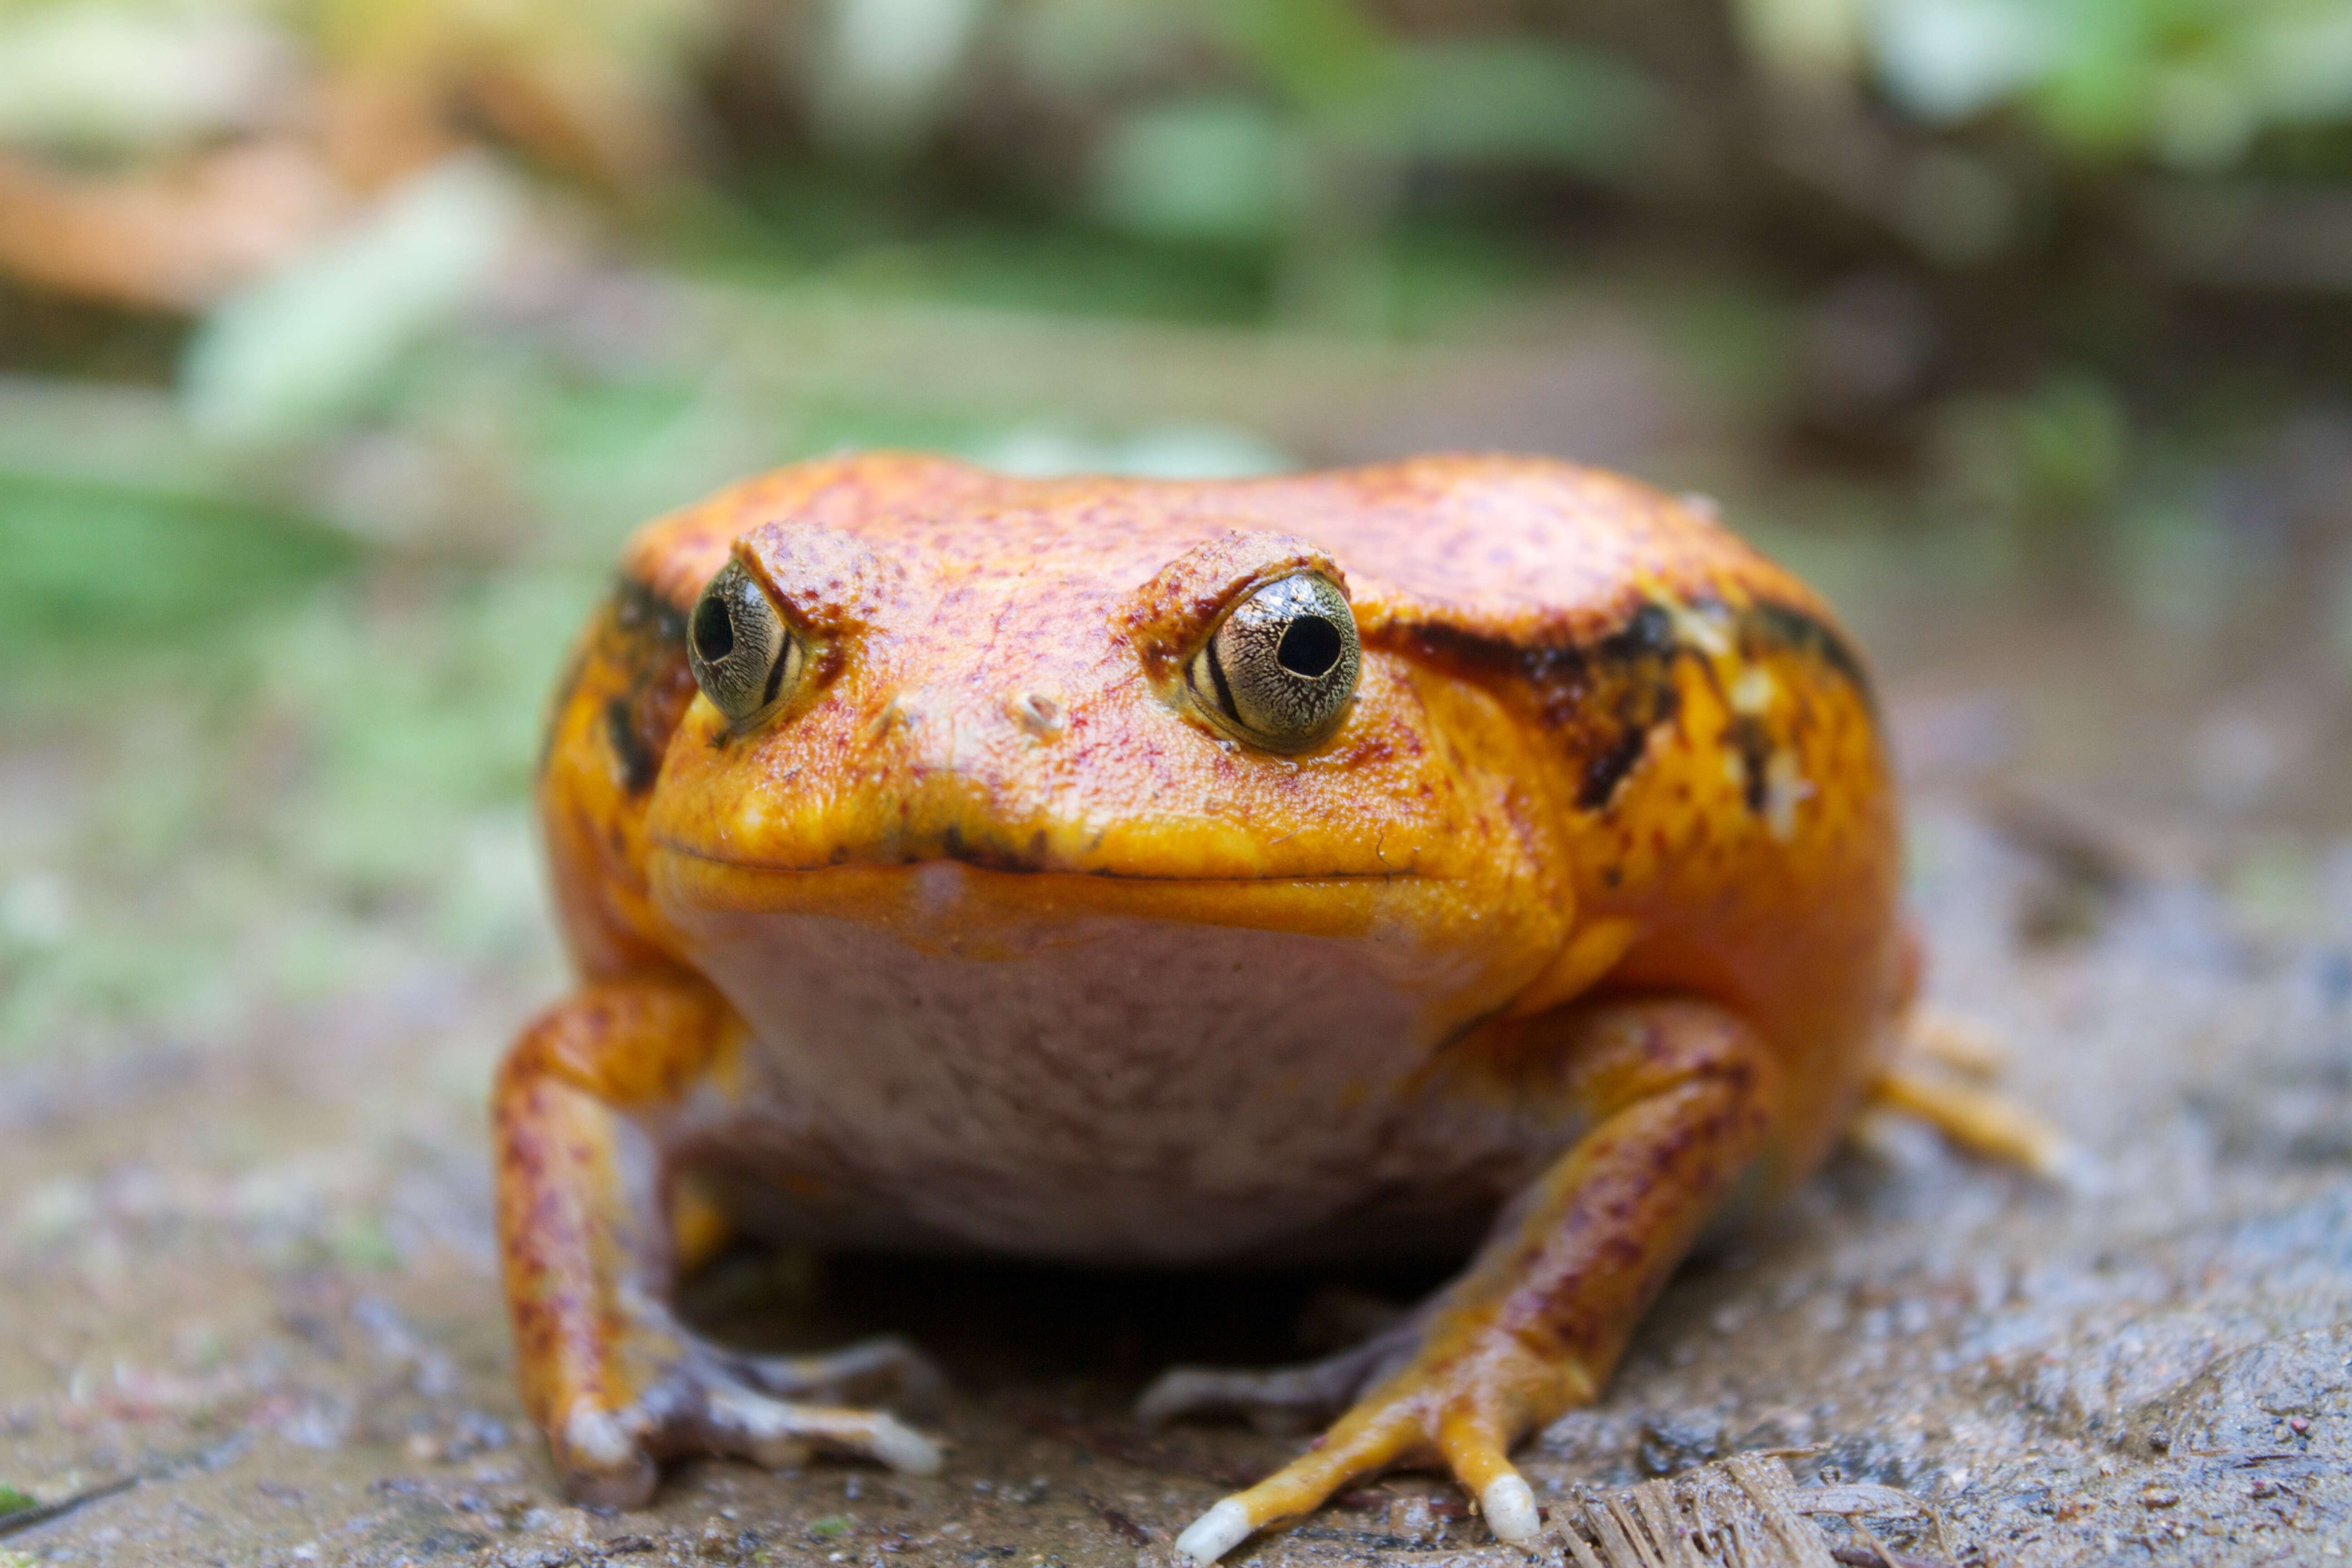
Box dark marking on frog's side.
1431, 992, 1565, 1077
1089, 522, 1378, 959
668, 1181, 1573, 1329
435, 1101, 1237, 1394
613, 574, 689, 644
1387, 594, 1869, 818
1724, 715, 1773, 816
1577, 721, 1660, 811
599, 573, 698, 796
1565, 602, 1687, 808
1599, 602, 1678, 662
1390, 612, 1676, 816
1748, 601, 1875, 714
607, 696, 660, 793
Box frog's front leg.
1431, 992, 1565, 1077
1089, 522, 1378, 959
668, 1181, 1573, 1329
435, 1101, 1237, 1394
496, 976, 943, 1507
1156, 997, 1779, 1562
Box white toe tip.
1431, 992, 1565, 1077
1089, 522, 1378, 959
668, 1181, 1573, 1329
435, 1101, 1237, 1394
872, 1418, 943, 1476
1481, 1475, 1541, 1547
561, 1407, 636, 1467
1174, 1499, 1254, 1564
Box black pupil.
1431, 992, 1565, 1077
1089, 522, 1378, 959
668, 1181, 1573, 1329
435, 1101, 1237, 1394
692, 594, 735, 663
1276, 615, 1342, 679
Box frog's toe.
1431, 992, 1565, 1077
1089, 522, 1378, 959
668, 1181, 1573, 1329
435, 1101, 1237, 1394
692, 1381, 944, 1475
732, 1334, 946, 1411
1176, 1429, 1542, 1563
1172, 1404, 1421, 1563
1170, 1362, 1557, 1562
548, 1356, 943, 1507
1138, 1331, 1406, 1432
553, 1406, 662, 1510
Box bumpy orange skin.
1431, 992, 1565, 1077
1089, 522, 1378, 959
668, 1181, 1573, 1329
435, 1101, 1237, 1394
503, 452, 1904, 1527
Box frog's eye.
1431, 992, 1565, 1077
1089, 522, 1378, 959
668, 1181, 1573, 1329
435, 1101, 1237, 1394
1186, 572, 1360, 750
687, 561, 805, 728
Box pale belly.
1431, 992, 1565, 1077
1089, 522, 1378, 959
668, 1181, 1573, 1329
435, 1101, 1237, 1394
658, 864, 1581, 1266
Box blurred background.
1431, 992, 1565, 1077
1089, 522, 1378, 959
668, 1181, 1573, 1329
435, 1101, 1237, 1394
5, 3, 2352, 1558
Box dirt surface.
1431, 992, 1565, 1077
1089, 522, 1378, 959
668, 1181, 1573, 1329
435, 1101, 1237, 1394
5, 608, 2352, 1568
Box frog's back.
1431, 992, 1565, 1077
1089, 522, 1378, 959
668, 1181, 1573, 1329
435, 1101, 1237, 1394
610, 451, 1829, 642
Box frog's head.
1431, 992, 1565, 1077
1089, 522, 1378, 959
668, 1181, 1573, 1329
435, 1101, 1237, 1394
634, 475, 1574, 998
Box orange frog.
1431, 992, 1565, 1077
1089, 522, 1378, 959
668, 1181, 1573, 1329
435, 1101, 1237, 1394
502, 452, 2048, 1558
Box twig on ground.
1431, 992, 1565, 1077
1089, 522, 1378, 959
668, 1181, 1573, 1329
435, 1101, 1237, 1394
0, 1475, 138, 1539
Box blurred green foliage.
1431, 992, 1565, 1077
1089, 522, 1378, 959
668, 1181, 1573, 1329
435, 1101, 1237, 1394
0, 475, 348, 673
1836, 0, 2352, 168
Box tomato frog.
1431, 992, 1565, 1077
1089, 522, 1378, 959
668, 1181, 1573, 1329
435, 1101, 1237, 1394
502, 453, 2057, 1557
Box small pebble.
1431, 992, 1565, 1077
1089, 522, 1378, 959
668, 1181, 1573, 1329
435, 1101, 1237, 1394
2141, 1489, 2179, 1509
1387, 1496, 1441, 1544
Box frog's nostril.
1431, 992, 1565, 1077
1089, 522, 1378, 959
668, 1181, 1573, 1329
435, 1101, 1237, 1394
1010, 691, 1065, 739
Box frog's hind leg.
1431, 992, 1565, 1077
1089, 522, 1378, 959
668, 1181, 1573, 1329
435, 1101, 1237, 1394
1902, 1008, 2008, 1078
1864, 1008, 2079, 1181
1867, 1063, 2076, 1179
497, 978, 942, 1508
1159, 997, 1779, 1563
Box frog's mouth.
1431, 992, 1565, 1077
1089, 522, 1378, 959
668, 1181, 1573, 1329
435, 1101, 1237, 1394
643, 780, 1456, 889
647, 841, 1441, 951
651, 835, 1430, 882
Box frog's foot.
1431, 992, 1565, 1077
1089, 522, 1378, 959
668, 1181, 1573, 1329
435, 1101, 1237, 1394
497, 984, 949, 1511
1136, 1320, 1417, 1433
1904, 1007, 2007, 1078
1170, 1346, 1566, 1564
1867, 1065, 2072, 1176
1168, 998, 1783, 1563
552, 1328, 944, 1510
